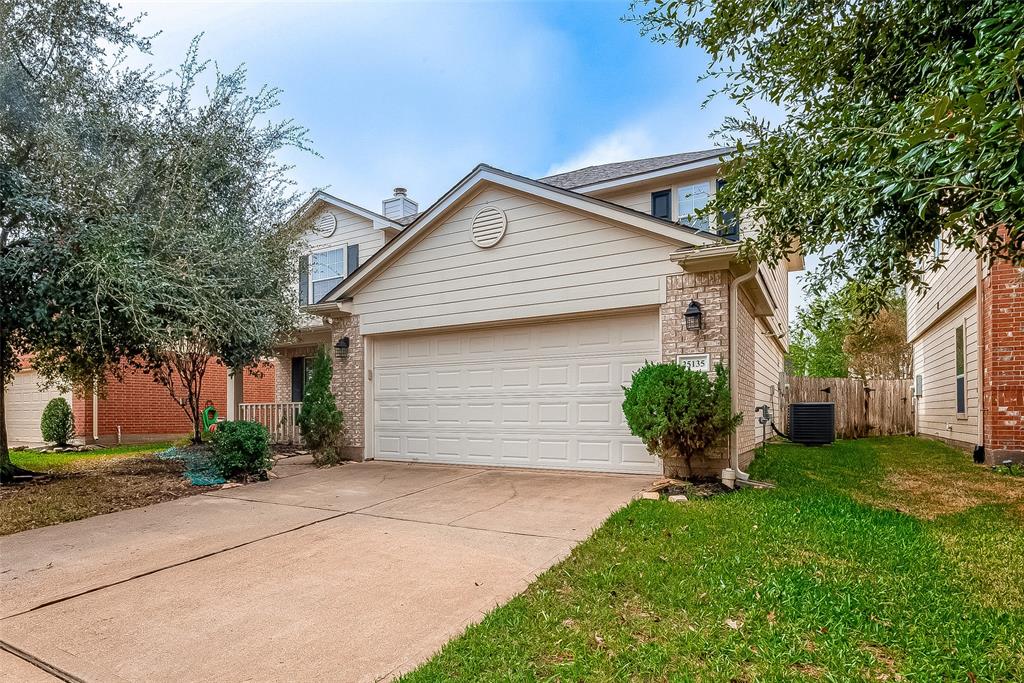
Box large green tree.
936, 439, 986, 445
1, 0, 308, 475
631, 0, 1024, 313
1, 0, 154, 479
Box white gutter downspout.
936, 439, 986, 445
92, 379, 99, 443
725, 262, 759, 484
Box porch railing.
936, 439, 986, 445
238, 402, 303, 445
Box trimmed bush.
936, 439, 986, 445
40, 397, 76, 446
210, 420, 273, 479
296, 346, 345, 466
622, 362, 742, 477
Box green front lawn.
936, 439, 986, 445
405, 437, 1024, 681
9, 441, 177, 472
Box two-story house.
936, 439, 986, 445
271, 148, 803, 480
907, 236, 1024, 465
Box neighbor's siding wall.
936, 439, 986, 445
907, 246, 976, 342
912, 294, 979, 446
352, 185, 684, 335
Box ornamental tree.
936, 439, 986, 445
622, 362, 742, 478
115, 40, 308, 443
630, 0, 1024, 315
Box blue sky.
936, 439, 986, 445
121, 0, 808, 318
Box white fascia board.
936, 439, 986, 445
330, 166, 719, 299
570, 156, 726, 194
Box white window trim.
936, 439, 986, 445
307, 244, 347, 305
675, 180, 713, 230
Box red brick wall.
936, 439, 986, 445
73, 359, 277, 441
982, 259, 1024, 462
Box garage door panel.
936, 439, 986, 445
373, 312, 660, 474
5, 371, 71, 445
375, 359, 643, 396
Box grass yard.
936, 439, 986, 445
0, 441, 210, 535
404, 437, 1024, 682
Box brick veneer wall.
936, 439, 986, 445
660, 271, 733, 476
982, 259, 1024, 463
331, 316, 365, 459
72, 359, 274, 442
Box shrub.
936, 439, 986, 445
40, 397, 76, 446
296, 346, 345, 465
210, 420, 273, 479
622, 362, 742, 477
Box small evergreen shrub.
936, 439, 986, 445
210, 420, 273, 479
622, 362, 742, 477
297, 346, 345, 466
40, 397, 76, 446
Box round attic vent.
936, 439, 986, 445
471, 206, 507, 248
314, 212, 337, 238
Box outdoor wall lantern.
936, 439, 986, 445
684, 300, 703, 331
335, 336, 350, 361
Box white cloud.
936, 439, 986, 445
544, 125, 658, 176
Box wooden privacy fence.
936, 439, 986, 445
238, 402, 302, 444
782, 377, 914, 439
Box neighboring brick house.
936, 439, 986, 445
5, 358, 275, 445
276, 149, 802, 479
907, 234, 1024, 465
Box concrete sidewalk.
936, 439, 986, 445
1, 461, 649, 682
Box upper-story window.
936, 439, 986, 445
651, 190, 672, 221
311, 247, 345, 302
299, 246, 351, 305
934, 234, 943, 260
677, 181, 711, 230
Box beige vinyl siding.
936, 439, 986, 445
303, 206, 386, 266
913, 295, 979, 446
352, 186, 683, 335
754, 316, 786, 444
907, 245, 976, 342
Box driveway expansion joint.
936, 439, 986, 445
1, 638, 85, 682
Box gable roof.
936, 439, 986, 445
539, 146, 735, 191
319, 163, 722, 304
297, 190, 404, 230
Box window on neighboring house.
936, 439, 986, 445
955, 324, 966, 415
304, 247, 345, 304
651, 190, 671, 221
934, 234, 943, 260
677, 181, 710, 230
290, 356, 315, 402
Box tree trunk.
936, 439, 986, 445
0, 372, 37, 483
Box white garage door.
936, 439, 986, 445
373, 311, 661, 474
5, 371, 70, 445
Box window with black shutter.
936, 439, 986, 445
716, 178, 739, 240
298, 254, 309, 304
651, 190, 671, 221
346, 243, 359, 276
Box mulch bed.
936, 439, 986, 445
0, 455, 216, 536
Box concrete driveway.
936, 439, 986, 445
0, 461, 649, 682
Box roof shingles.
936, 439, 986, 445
538, 146, 734, 190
